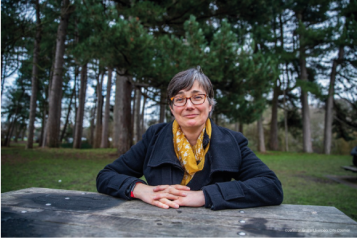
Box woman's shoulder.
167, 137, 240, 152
211, 124, 250, 150
144, 122, 172, 138
212, 122, 246, 141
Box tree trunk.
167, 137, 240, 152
113, 69, 132, 155
21, 126, 26, 141
257, 116, 266, 153
46, 0, 71, 147
297, 13, 313, 153
159, 89, 165, 123
283, 84, 289, 152
42, 47, 55, 148
131, 85, 136, 140
90, 105, 96, 146
14, 124, 19, 143
39, 110, 46, 146
6, 118, 17, 147
73, 64, 87, 149
239, 123, 243, 134
94, 71, 104, 148
135, 87, 141, 143
300, 53, 313, 153
269, 82, 279, 151
141, 91, 147, 136
27, 0, 42, 149
4, 118, 13, 147
101, 67, 113, 148
324, 46, 344, 154
60, 72, 77, 142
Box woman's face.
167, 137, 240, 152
170, 80, 212, 131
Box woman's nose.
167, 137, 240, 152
185, 98, 195, 108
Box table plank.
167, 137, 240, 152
2, 188, 357, 237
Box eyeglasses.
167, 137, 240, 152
170, 94, 207, 106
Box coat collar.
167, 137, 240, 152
147, 120, 241, 174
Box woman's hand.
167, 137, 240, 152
133, 183, 188, 209
172, 190, 206, 207
153, 185, 205, 207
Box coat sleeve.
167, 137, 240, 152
96, 127, 155, 200
202, 133, 283, 210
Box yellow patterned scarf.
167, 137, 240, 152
173, 119, 212, 185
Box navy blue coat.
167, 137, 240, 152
96, 120, 283, 210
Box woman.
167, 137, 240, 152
96, 67, 283, 210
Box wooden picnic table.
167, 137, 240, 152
2, 187, 357, 237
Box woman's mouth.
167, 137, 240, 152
184, 114, 198, 118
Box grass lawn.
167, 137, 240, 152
2, 143, 356, 221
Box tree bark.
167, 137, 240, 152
159, 89, 165, 123
14, 124, 19, 143
141, 90, 147, 136
297, 13, 313, 153
46, 0, 71, 147
131, 86, 136, 140
6, 118, 17, 147
26, 0, 41, 149
300, 52, 313, 153
113, 69, 132, 155
101, 67, 113, 148
39, 110, 46, 146
257, 115, 266, 153
135, 86, 141, 143
60, 70, 77, 142
94, 71, 104, 148
90, 105, 96, 146
269, 81, 279, 151
73, 64, 87, 149
239, 123, 243, 134
283, 82, 289, 152
323, 46, 344, 154
42, 47, 55, 148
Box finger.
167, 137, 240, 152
159, 198, 179, 209
173, 199, 183, 206
172, 185, 191, 191
152, 200, 169, 209
168, 187, 188, 197
153, 185, 169, 192
153, 193, 179, 200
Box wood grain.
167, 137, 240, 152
2, 188, 357, 237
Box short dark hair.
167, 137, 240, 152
167, 67, 215, 116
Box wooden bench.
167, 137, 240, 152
342, 165, 357, 173
2, 187, 357, 237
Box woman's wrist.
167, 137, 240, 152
132, 182, 146, 199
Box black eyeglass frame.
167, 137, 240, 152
170, 94, 207, 107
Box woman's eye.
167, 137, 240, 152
193, 96, 203, 100
175, 98, 184, 103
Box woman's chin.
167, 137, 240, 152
184, 120, 204, 128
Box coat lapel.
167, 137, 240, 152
147, 121, 183, 169
208, 120, 242, 175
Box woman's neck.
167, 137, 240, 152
181, 124, 205, 146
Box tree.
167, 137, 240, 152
94, 69, 104, 148
113, 69, 132, 155
293, 0, 332, 153
324, 0, 357, 154
101, 67, 113, 148
27, 0, 42, 149
46, 0, 73, 147
1, 0, 31, 98
73, 64, 87, 148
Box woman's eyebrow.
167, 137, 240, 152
177, 89, 203, 94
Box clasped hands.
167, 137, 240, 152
132, 183, 205, 209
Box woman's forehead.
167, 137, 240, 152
177, 81, 206, 94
